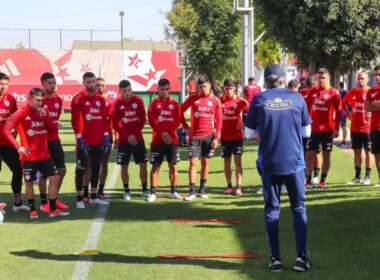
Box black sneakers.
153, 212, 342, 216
293, 255, 311, 272
268, 257, 282, 272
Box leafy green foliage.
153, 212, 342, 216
255, 0, 380, 73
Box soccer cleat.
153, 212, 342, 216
76, 201, 85, 209
319, 181, 326, 189
48, 209, 70, 218
362, 177, 371, 186
311, 177, 319, 186
89, 198, 109, 205
374, 181, 380, 187
13, 204, 31, 212
30, 210, 39, 219
234, 188, 243, 196
147, 193, 157, 202
347, 178, 362, 185
256, 187, 263, 194
123, 193, 131, 201
304, 182, 313, 189
142, 190, 150, 198
338, 142, 348, 148
56, 199, 69, 209
293, 255, 311, 272
224, 187, 235, 195
197, 192, 209, 199
183, 194, 196, 201
39, 203, 50, 213
168, 192, 182, 199
82, 197, 89, 203
268, 257, 282, 272
98, 194, 109, 201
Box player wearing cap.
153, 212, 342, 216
245, 64, 311, 272
220, 79, 248, 196
342, 72, 372, 185
147, 78, 181, 202
38, 72, 68, 213
180, 75, 222, 201
0, 72, 29, 212
305, 68, 341, 188
71, 72, 110, 208
112, 80, 148, 201
3, 88, 69, 219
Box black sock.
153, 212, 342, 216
28, 199, 35, 211
49, 198, 57, 211
14, 200, 22, 207
365, 167, 371, 178
83, 186, 89, 198
236, 184, 242, 189
124, 183, 130, 193
170, 186, 176, 194
306, 175, 312, 184
189, 183, 195, 194
150, 187, 156, 194
227, 182, 232, 188
98, 184, 105, 195
355, 166, 361, 179
90, 193, 97, 200
142, 182, 148, 192
321, 173, 327, 182
77, 195, 83, 202
40, 194, 48, 205
313, 167, 320, 178
200, 179, 207, 192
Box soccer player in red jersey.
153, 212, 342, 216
3, 88, 69, 219
342, 72, 372, 185
220, 79, 248, 196
305, 68, 341, 188
147, 78, 181, 202
112, 80, 148, 201
71, 72, 110, 208
38, 73, 68, 213
181, 75, 222, 201
243, 77, 261, 122
0, 73, 29, 212
365, 65, 380, 186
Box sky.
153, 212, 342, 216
0, 0, 172, 49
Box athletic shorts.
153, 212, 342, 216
23, 158, 58, 182
48, 140, 66, 169
351, 131, 371, 151
188, 134, 215, 158
150, 144, 180, 165
302, 138, 321, 154
306, 132, 333, 152
220, 139, 243, 158
340, 113, 347, 126
370, 130, 380, 154
117, 142, 148, 165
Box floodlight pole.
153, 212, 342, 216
233, 0, 254, 88
119, 11, 125, 51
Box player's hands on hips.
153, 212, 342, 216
102, 134, 110, 153
161, 132, 172, 145
128, 135, 138, 146
333, 129, 339, 138
211, 139, 219, 150
18, 146, 32, 156
77, 137, 88, 152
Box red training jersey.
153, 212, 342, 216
0, 93, 18, 146
3, 105, 55, 161
102, 94, 115, 142
220, 94, 248, 140
180, 92, 222, 140
112, 95, 146, 144
307, 85, 341, 133
243, 82, 261, 104
42, 94, 63, 141
148, 96, 181, 145
71, 89, 107, 146
342, 87, 370, 133
366, 87, 380, 130
299, 87, 310, 103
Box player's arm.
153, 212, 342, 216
147, 102, 162, 134
71, 93, 83, 139
213, 98, 222, 142
138, 98, 146, 132
333, 92, 342, 137
111, 102, 129, 141
244, 96, 259, 139
180, 96, 192, 132
3, 111, 30, 155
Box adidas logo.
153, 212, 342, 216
43, 105, 48, 109
85, 101, 90, 106
0, 58, 20, 76
120, 105, 125, 110
25, 116, 31, 120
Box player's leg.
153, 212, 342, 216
221, 140, 233, 194
184, 138, 201, 201
198, 135, 215, 197
98, 146, 111, 199
312, 148, 322, 185
362, 133, 372, 185
232, 139, 244, 196
82, 167, 91, 201
305, 133, 320, 188
132, 141, 148, 197
319, 133, 333, 188
88, 145, 108, 205
75, 149, 88, 208
347, 132, 362, 184
167, 144, 181, 199
23, 161, 38, 219
117, 143, 132, 200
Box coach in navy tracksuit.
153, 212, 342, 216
245, 64, 311, 272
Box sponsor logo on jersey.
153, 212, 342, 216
25, 116, 31, 121
55, 103, 59, 109
264, 98, 293, 110
4, 100, 10, 107
168, 104, 174, 110
96, 101, 101, 107
132, 103, 138, 109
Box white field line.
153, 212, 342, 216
71, 164, 119, 280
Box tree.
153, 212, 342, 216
255, 0, 380, 80
166, 0, 241, 86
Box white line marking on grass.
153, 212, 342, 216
71, 164, 119, 280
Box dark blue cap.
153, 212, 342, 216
264, 64, 286, 83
